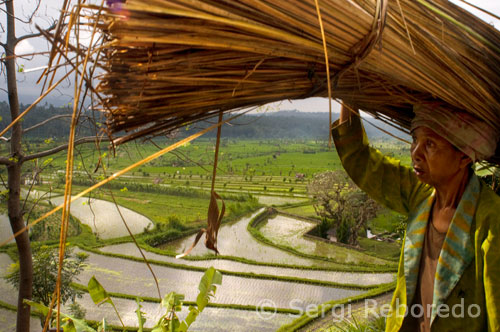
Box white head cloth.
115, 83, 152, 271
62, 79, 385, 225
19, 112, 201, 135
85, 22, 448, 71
411, 103, 499, 162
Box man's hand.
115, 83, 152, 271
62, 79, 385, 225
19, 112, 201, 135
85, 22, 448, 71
339, 103, 359, 123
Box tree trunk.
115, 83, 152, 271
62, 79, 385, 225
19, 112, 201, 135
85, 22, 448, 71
5, 1, 33, 331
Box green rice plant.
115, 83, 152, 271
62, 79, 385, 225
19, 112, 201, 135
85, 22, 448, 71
334, 315, 386, 332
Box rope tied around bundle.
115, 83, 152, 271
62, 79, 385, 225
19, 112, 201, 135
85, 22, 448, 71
333, 0, 388, 85
305, 0, 388, 99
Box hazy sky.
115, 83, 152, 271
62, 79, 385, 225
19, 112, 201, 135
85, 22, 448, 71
2, 0, 500, 111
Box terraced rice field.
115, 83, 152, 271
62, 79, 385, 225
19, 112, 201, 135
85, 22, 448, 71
161, 210, 392, 268
100, 243, 395, 286
50, 196, 152, 239
1, 202, 395, 331
0, 253, 292, 331
259, 215, 393, 265
0, 254, 43, 331
160, 210, 336, 266
77, 250, 363, 309
0, 215, 14, 245
254, 195, 308, 206
75, 294, 296, 331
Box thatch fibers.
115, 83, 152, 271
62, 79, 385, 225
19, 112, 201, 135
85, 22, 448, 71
92, 0, 500, 163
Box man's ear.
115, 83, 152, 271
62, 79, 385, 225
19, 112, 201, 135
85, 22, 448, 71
459, 153, 473, 169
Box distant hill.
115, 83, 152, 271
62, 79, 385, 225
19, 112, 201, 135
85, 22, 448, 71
0, 102, 408, 141
186, 110, 410, 140
0, 101, 100, 140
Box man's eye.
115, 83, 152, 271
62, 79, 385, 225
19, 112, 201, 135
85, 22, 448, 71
426, 140, 435, 148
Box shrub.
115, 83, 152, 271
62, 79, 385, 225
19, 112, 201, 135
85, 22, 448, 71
143, 229, 182, 247
167, 215, 187, 231
4, 245, 88, 326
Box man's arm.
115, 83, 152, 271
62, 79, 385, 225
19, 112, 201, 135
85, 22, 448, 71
332, 104, 431, 215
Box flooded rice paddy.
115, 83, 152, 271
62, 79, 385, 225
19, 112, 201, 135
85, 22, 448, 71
0, 215, 14, 245
77, 250, 363, 309
1, 197, 396, 331
50, 196, 152, 239
162, 210, 392, 267
160, 209, 336, 267
254, 195, 308, 206
0, 254, 20, 306
75, 294, 296, 331
101, 243, 394, 286
259, 215, 392, 265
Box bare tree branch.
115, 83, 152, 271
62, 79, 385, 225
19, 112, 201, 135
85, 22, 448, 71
22, 114, 73, 135
21, 136, 110, 162
0, 155, 15, 165
0, 174, 7, 189
21, 0, 42, 25
15, 21, 57, 45
0, 0, 41, 24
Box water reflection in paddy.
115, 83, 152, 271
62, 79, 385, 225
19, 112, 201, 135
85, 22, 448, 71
75, 294, 296, 331
0, 215, 14, 244
259, 215, 392, 265
51, 196, 152, 239
161, 210, 335, 267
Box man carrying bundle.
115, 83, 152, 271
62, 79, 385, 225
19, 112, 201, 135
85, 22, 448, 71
332, 103, 500, 331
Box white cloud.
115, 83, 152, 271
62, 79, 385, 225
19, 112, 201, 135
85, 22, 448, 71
15, 39, 35, 56
451, 0, 500, 29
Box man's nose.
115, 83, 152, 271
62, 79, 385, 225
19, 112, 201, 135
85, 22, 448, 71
411, 142, 423, 162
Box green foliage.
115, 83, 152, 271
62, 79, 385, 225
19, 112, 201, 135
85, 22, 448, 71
25, 299, 96, 332
28, 204, 82, 242
334, 315, 386, 332
307, 171, 379, 246
25, 267, 221, 331
316, 218, 332, 238
0, 102, 84, 138
357, 238, 400, 262
336, 218, 351, 244
367, 208, 405, 235
3, 245, 88, 327
196, 266, 222, 311
167, 215, 188, 231
395, 216, 407, 240
68, 302, 87, 320
153, 292, 184, 331
142, 229, 184, 247
4, 245, 88, 310
226, 196, 260, 218
88, 276, 125, 327
153, 266, 222, 332
478, 166, 500, 195
135, 298, 146, 331
88, 276, 112, 306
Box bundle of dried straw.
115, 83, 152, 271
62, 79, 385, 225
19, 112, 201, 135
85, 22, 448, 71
93, 0, 500, 163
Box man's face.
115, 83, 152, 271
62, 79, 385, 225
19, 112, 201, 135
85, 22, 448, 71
410, 127, 469, 187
